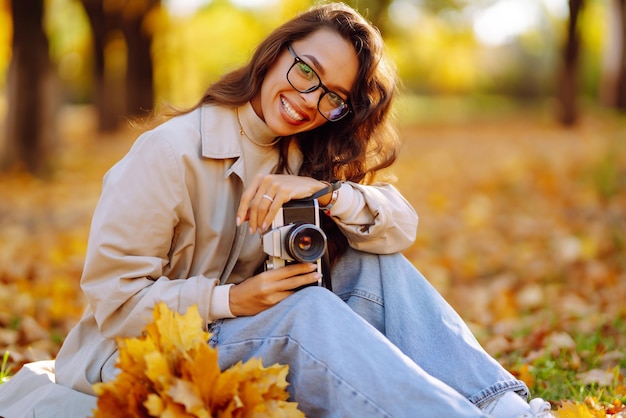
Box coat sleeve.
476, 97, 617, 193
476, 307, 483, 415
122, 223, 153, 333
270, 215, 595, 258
328, 182, 418, 254
79, 131, 224, 339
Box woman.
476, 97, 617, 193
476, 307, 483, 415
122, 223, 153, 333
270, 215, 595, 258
0, 3, 553, 417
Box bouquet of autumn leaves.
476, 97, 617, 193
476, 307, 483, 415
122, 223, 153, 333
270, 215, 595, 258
92, 302, 304, 417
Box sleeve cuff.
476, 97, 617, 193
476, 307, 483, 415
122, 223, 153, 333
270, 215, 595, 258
208, 284, 236, 320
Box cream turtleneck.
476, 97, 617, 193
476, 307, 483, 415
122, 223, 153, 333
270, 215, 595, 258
236, 101, 279, 148
228, 103, 281, 285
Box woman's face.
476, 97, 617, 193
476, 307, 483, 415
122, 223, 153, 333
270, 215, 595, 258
251, 29, 359, 136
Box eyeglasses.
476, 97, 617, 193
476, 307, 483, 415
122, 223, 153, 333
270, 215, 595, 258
286, 44, 351, 122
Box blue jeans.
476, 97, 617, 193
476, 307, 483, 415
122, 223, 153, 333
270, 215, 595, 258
209, 248, 529, 417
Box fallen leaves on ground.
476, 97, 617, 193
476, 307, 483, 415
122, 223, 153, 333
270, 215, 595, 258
394, 110, 626, 415
1, 106, 625, 414
554, 398, 626, 417
93, 302, 303, 418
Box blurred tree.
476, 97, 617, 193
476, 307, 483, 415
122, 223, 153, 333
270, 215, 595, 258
82, 0, 120, 131
2, 0, 59, 175
614, 0, 626, 110
81, 0, 160, 132
117, 0, 160, 119
558, 0, 584, 126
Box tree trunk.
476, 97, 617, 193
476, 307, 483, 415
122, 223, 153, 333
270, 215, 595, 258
557, 0, 584, 126
82, 0, 125, 132
81, 0, 156, 125
121, 14, 154, 118
599, 0, 620, 106
615, 0, 626, 109
2, 0, 58, 175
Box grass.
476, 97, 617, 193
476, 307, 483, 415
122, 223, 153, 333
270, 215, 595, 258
1, 351, 11, 384
526, 321, 625, 405
480, 315, 626, 414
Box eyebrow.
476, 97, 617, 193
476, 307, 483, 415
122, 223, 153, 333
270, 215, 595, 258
301, 53, 351, 98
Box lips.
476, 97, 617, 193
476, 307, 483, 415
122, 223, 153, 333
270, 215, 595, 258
280, 96, 306, 122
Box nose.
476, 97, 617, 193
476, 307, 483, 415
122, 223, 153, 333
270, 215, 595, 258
299, 86, 323, 110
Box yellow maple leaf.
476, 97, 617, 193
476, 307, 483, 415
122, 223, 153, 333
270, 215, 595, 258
93, 302, 304, 418
145, 301, 210, 353
116, 335, 157, 378
144, 350, 173, 391
144, 394, 165, 416
554, 401, 596, 418
180, 344, 221, 407
514, 364, 535, 389
94, 372, 152, 417
167, 378, 209, 417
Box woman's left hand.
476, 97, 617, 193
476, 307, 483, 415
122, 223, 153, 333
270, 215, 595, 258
236, 174, 328, 234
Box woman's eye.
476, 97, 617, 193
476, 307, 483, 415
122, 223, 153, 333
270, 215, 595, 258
327, 92, 345, 107
297, 62, 316, 81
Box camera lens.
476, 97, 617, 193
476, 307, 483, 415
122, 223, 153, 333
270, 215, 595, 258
285, 223, 327, 263
297, 235, 313, 251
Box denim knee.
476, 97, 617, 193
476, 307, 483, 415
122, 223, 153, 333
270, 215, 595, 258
281, 286, 350, 324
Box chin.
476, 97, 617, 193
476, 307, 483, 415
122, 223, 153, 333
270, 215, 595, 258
269, 114, 304, 136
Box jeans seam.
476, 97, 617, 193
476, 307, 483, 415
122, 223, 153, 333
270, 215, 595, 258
338, 289, 384, 307
470, 380, 530, 407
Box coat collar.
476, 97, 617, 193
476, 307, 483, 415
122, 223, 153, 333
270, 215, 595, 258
199, 104, 243, 160
198, 103, 304, 177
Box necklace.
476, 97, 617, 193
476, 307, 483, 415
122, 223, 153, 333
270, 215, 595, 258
236, 108, 281, 147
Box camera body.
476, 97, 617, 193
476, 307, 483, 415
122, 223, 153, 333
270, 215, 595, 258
261, 199, 327, 287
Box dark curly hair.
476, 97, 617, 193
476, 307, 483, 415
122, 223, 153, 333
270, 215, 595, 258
189, 3, 401, 264
197, 2, 400, 185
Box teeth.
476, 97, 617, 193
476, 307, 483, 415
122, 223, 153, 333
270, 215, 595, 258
281, 97, 304, 121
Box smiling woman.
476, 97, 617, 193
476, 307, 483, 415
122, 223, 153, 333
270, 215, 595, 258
0, 3, 553, 417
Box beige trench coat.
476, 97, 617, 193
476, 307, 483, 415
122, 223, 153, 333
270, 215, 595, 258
0, 104, 417, 417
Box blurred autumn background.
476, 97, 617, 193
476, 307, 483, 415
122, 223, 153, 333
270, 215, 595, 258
0, 0, 625, 412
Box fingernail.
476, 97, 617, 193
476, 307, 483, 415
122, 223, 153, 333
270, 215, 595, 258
314, 273, 323, 279
261, 222, 267, 230
249, 227, 254, 235
236, 216, 241, 226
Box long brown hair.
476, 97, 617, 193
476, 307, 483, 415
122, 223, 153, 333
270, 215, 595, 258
193, 3, 400, 264
198, 2, 400, 185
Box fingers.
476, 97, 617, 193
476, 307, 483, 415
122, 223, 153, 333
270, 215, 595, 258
237, 174, 288, 234
288, 269, 323, 290
229, 263, 322, 316
276, 262, 322, 289
236, 174, 327, 234
248, 182, 283, 234
236, 175, 260, 226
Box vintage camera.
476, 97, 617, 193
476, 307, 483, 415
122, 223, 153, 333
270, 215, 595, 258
261, 199, 327, 288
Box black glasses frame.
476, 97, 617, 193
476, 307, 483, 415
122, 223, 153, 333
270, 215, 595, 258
286, 44, 351, 122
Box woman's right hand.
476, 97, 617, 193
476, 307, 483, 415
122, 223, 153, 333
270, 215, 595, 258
228, 262, 322, 316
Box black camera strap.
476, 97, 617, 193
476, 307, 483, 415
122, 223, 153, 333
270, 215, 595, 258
310, 181, 342, 201
312, 182, 342, 292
